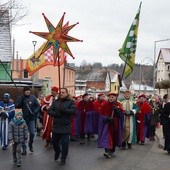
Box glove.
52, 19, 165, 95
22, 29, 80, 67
130, 110, 134, 115
112, 106, 121, 118
0, 112, 7, 119
107, 117, 114, 123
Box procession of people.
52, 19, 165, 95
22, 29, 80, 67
0, 86, 169, 167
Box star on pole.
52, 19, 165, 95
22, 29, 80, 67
30, 12, 82, 64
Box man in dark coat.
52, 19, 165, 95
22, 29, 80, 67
15, 86, 40, 154
48, 88, 76, 165
162, 94, 170, 153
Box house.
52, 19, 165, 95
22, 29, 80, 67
109, 69, 122, 94
11, 59, 76, 96
129, 80, 154, 95
156, 48, 170, 96
75, 67, 110, 97
0, 10, 12, 81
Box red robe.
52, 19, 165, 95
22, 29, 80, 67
137, 101, 152, 141
77, 100, 94, 133
100, 101, 123, 149
41, 95, 56, 141
71, 100, 79, 137
94, 99, 107, 114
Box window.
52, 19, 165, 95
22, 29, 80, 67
24, 69, 28, 78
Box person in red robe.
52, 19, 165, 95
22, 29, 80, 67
77, 93, 94, 144
94, 93, 107, 114
98, 93, 124, 158
70, 96, 82, 141
136, 94, 152, 145
93, 93, 107, 134
41, 86, 59, 147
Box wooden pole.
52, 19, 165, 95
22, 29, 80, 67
57, 51, 61, 90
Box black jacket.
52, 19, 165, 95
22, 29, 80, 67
48, 97, 76, 134
15, 94, 40, 122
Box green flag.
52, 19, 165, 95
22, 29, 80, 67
119, 2, 141, 78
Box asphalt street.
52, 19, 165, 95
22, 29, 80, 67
0, 130, 169, 170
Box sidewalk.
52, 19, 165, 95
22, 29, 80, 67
155, 125, 164, 149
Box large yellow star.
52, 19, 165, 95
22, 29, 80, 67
30, 12, 82, 63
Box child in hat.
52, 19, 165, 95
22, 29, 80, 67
8, 110, 28, 167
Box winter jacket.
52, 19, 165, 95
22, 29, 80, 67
8, 119, 28, 143
0, 101, 15, 122
15, 94, 40, 122
48, 97, 76, 134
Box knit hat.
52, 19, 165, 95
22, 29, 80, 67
51, 86, 59, 93
3, 93, 10, 99
23, 86, 31, 92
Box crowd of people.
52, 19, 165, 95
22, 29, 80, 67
0, 86, 170, 167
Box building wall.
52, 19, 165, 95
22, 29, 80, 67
12, 59, 75, 96
165, 64, 170, 80
105, 72, 111, 92
157, 54, 164, 82
0, 10, 12, 62
0, 63, 11, 81
110, 81, 119, 94
157, 53, 170, 82
87, 81, 105, 90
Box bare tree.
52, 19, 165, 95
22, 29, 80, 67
0, 0, 28, 27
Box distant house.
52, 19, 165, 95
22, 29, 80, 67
156, 48, 170, 96
75, 67, 110, 97
129, 80, 154, 95
109, 69, 122, 94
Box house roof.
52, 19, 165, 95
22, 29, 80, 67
157, 48, 170, 64
109, 69, 122, 86
130, 80, 154, 91
76, 68, 108, 81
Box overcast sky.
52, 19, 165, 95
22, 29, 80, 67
10, 0, 170, 66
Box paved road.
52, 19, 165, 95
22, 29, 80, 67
0, 134, 169, 170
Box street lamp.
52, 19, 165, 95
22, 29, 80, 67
32, 41, 37, 89
32, 41, 37, 57
153, 38, 170, 96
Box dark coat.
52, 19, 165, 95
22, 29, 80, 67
15, 94, 40, 122
48, 97, 76, 134
162, 102, 170, 151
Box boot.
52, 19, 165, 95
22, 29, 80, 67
59, 159, 65, 165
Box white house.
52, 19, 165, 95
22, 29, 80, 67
156, 48, 170, 96
129, 80, 154, 95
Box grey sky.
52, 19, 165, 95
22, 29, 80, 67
11, 0, 170, 66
